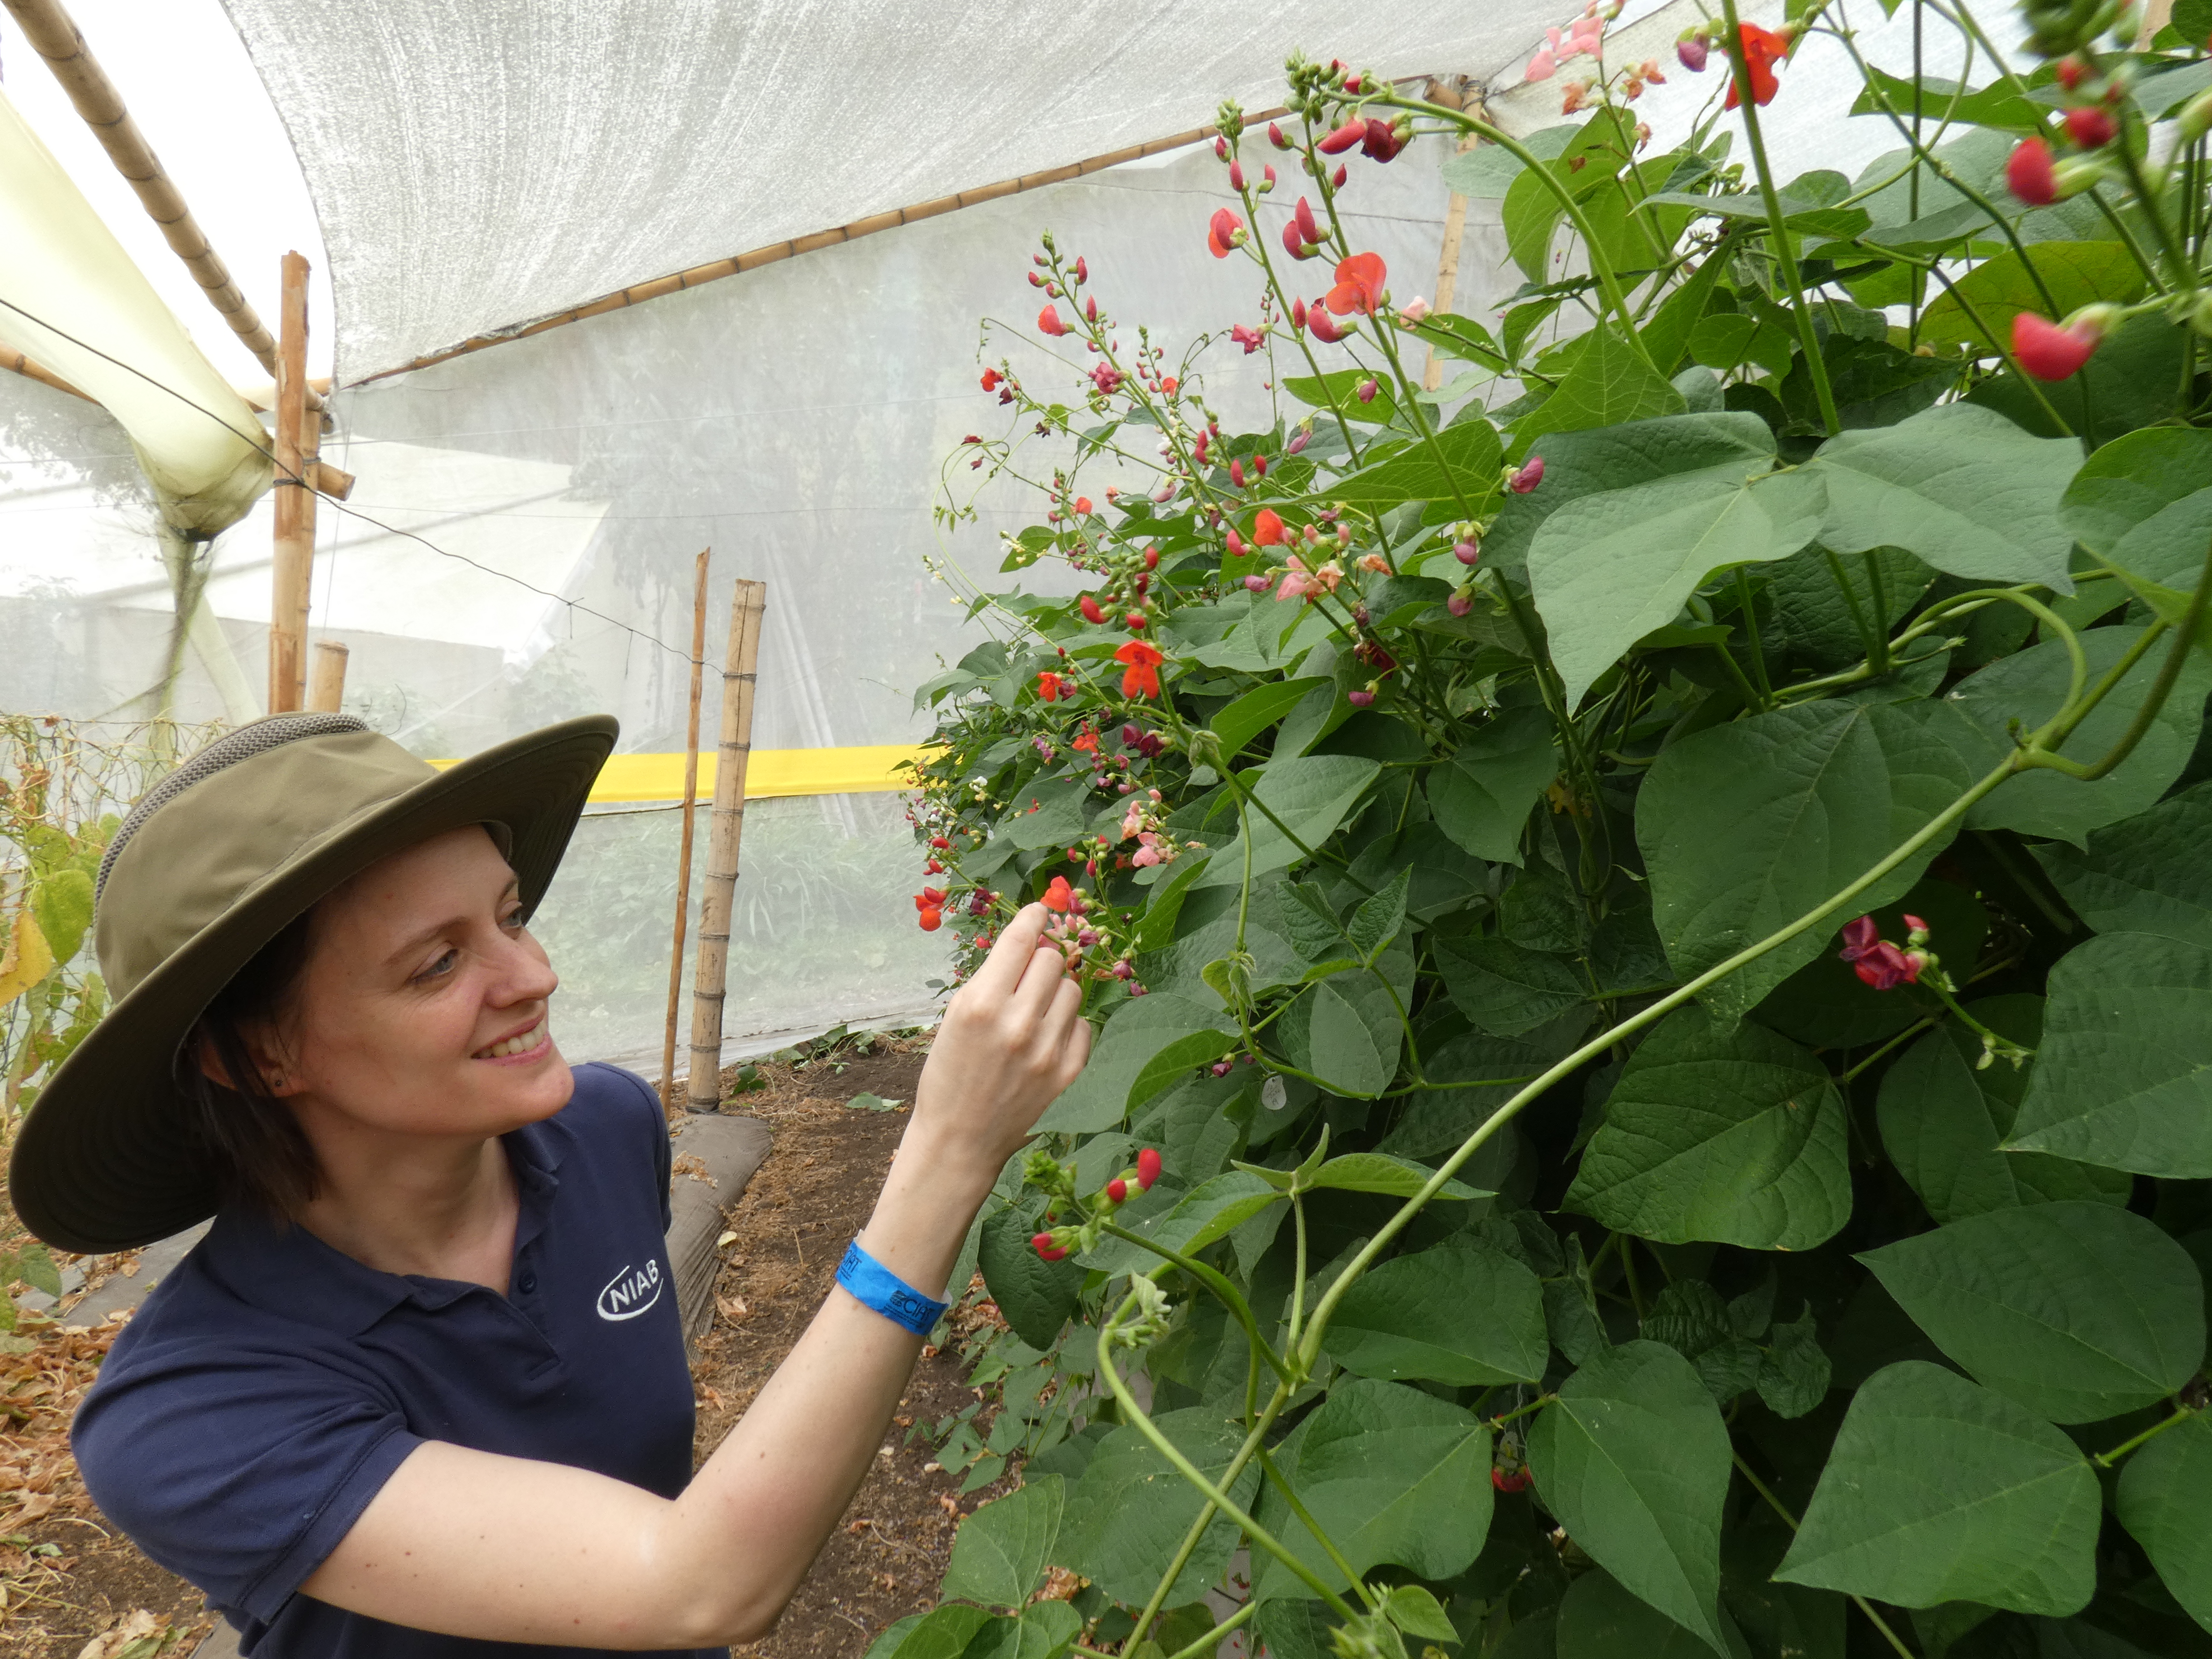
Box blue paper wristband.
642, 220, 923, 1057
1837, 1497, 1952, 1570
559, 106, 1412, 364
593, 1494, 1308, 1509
836, 1240, 948, 1337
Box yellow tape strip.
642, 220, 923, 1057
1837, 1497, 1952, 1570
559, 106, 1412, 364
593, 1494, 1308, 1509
431, 746, 925, 801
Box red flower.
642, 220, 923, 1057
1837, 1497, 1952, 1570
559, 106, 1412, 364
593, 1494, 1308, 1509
980, 368, 1003, 391
2013, 310, 2104, 380
1080, 594, 1106, 625
1136, 1147, 1162, 1190
1852, 941, 1920, 990
1038, 305, 1068, 337
917, 906, 942, 932
1036, 670, 1068, 702
917, 887, 948, 909
1252, 508, 1287, 546
1325, 252, 1386, 316
1091, 362, 1124, 395
2006, 137, 2058, 205
1725, 23, 1791, 108
1231, 322, 1265, 354
2063, 106, 2116, 149
1073, 726, 1100, 754
1318, 117, 1366, 154
1837, 915, 1880, 961
1491, 1467, 1531, 1494
1074, 497, 1093, 516
1042, 876, 1074, 913
1208, 207, 1246, 258
1308, 305, 1347, 343
1031, 1233, 1068, 1262
1115, 640, 1165, 699
1361, 117, 1405, 162
1283, 219, 1316, 259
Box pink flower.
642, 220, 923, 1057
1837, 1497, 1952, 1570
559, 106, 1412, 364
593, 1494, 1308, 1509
1837, 915, 1880, 962
1308, 305, 1345, 344
1398, 295, 1432, 323
1207, 207, 1246, 258
1091, 363, 1124, 395
1509, 455, 1546, 493
1037, 305, 1068, 337
1852, 941, 1920, 990
1447, 590, 1474, 616
1318, 118, 1366, 154
1677, 32, 1709, 71
1347, 689, 1376, 707
1526, 45, 1558, 80
1286, 426, 1311, 455
1232, 323, 1265, 355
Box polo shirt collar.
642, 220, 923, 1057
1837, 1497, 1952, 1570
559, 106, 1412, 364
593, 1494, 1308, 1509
197, 1110, 570, 1337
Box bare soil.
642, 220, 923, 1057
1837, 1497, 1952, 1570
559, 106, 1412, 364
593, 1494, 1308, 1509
0, 1030, 1006, 1659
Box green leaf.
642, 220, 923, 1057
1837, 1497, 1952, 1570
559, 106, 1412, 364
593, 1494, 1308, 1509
1384, 1586, 1460, 1644
1801, 402, 2082, 589
1918, 242, 2146, 355
1345, 866, 1411, 963
2035, 780, 2212, 946
979, 1206, 1083, 1350
2007, 933, 2212, 1176
1969, 311, 2189, 452
1005, 775, 1095, 851
2057, 425, 2212, 605
1284, 370, 1397, 425
1084, 1171, 1284, 1274
1528, 447, 1820, 705
1859, 1202, 2206, 1423
1427, 706, 1557, 864
1434, 936, 1584, 1038
1302, 1153, 1487, 1201
1214, 677, 1332, 759
1527, 1341, 1733, 1654
945, 1476, 1065, 1609
1556, 1567, 1752, 1659
1951, 625, 2212, 846
1757, 1309, 1832, 1420
1513, 327, 1687, 449
1324, 1237, 1548, 1386
1193, 755, 1382, 890
1876, 1003, 2132, 1222
1058, 1407, 1261, 1606
1775, 1361, 2100, 1616
1326, 418, 1504, 519
28, 869, 91, 965
1278, 965, 1403, 1098
1566, 1007, 1846, 1250
1254, 1378, 1494, 1601
1638, 699, 1982, 1023
862, 1604, 998, 1659
2115, 1411, 2212, 1636
1036, 993, 1237, 1133
1751, 879, 1986, 1051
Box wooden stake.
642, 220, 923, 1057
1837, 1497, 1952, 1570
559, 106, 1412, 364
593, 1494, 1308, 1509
307, 640, 349, 712
661, 549, 712, 1111
687, 580, 767, 1114
267, 252, 312, 713
1424, 85, 1486, 394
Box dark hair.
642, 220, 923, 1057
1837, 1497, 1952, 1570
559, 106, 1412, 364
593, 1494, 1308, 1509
175, 909, 323, 1220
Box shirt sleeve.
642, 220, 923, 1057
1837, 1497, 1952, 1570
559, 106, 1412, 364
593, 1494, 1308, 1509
581, 1061, 675, 1233
71, 1322, 423, 1628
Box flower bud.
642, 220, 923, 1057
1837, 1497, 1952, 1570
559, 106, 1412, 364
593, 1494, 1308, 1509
1357, 377, 1379, 403
1332, 163, 1349, 188
2006, 136, 2059, 205
1269, 121, 1291, 149
1136, 1147, 1162, 1190
1245, 572, 1272, 592
1319, 117, 1366, 154
1509, 455, 1546, 492
1286, 426, 1311, 455
1125, 612, 1148, 631
1214, 135, 1229, 159
1454, 538, 1481, 564
1229, 161, 1246, 191
1448, 588, 1475, 617
2063, 105, 2116, 148
1348, 688, 1376, 707
1677, 31, 1709, 71
1106, 1177, 1129, 1204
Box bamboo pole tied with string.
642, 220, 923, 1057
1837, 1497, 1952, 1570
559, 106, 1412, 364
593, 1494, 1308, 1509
267, 252, 314, 714
661, 550, 712, 1113
687, 580, 768, 1114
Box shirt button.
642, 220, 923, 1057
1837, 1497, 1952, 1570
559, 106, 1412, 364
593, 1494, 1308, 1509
518, 1273, 538, 1295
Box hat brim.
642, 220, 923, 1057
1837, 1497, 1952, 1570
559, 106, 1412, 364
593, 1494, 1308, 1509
9, 716, 618, 1254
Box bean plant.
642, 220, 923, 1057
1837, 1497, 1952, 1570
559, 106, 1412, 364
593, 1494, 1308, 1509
887, 4, 2212, 1656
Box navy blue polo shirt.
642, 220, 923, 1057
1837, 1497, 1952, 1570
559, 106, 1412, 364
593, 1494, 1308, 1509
72, 1063, 724, 1659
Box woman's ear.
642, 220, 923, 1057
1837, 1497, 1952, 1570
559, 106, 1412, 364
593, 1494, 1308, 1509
193, 1026, 303, 1098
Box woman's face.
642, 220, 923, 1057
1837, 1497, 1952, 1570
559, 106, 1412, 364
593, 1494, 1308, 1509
268, 826, 574, 1142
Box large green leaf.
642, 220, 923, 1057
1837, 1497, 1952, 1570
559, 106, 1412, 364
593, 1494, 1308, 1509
2036, 781, 2212, 946
1556, 1567, 1752, 1659
1036, 993, 1236, 1132
2006, 933, 2212, 1175
2115, 1412, 2212, 1636
1277, 963, 1404, 1097
2057, 425, 2212, 605
1875, 1003, 2132, 1222
1951, 625, 2212, 846
1214, 677, 1333, 759
1858, 1202, 2206, 1423
1326, 419, 1504, 518
945, 1476, 1064, 1609
1193, 755, 1382, 889
1323, 1237, 1548, 1386
1083, 1171, 1284, 1275
1528, 1341, 1733, 1653
1427, 706, 1558, 863
979, 1206, 1085, 1350
1513, 326, 1687, 449
1918, 243, 2145, 355
1565, 1006, 1850, 1251
28, 870, 91, 966
1637, 698, 1982, 1022
863, 1604, 998, 1659
1434, 936, 1586, 1037
1775, 1361, 2100, 1616
1800, 402, 2081, 589
1528, 454, 1821, 705
1057, 1407, 1261, 1606
1253, 1378, 1493, 1600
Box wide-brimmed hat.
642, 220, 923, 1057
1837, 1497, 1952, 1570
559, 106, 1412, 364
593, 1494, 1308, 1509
8, 712, 617, 1253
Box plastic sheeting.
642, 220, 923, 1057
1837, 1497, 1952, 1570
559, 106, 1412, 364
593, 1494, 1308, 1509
2, 134, 1479, 1068
216, 0, 1553, 384
0, 88, 267, 535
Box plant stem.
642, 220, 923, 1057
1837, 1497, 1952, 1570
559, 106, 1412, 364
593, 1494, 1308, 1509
1839, 1018, 1935, 1082
2096, 1402, 2201, 1467
1097, 1219, 1298, 1387
1259, 1446, 1377, 1607
1735, 568, 1775, 703
1732, 1452, 1918, 1659
1719, 0, 1841, 435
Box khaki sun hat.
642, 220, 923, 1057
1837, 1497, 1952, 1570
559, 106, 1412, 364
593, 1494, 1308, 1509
8, 711, 617, 1254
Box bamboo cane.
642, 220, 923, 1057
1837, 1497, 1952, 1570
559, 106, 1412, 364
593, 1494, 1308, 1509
0, 346, 92, 403
267, 253, 312, 713
686, 580, 767, 1113
307, 640, 349, 712
1424, 83, 1485, 394
661, 549, 712, 1111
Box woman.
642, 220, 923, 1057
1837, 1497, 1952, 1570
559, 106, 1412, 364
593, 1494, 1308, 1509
12, 711, 1092, 1656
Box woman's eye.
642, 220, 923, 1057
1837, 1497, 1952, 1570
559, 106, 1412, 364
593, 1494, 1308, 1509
414, 948, 459, 983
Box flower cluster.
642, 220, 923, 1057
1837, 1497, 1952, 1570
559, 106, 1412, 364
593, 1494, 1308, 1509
1025, 1145, 1163, 1261
1837, 913, 1939, 991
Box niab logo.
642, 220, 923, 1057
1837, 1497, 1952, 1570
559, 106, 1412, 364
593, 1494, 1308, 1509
595, 1259, 663, 1322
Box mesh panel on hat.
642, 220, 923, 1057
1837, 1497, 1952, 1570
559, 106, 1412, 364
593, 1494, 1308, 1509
95, 713, 372, 905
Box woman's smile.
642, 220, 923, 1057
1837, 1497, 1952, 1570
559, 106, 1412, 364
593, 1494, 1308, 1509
471, 1017, 550, 1064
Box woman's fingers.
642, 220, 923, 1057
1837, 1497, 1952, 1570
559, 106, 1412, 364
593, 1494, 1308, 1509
964, 904, 1051, 1002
